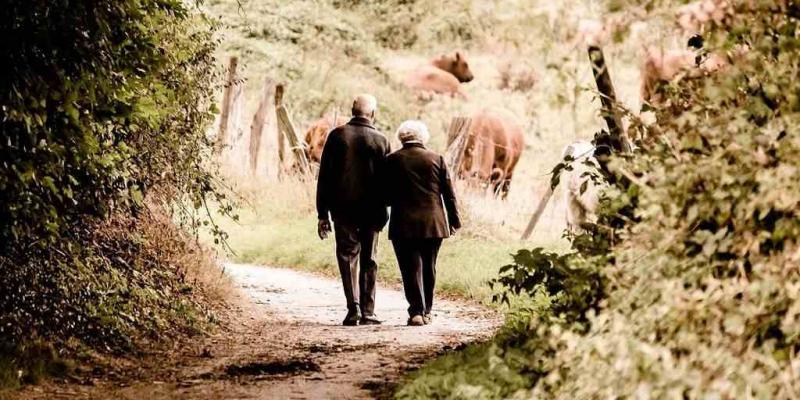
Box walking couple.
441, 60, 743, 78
316, 94, 461, 327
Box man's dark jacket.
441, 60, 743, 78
384, 142, 461, 240
316, 116, 390, 230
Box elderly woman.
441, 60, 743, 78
384, 120, 461, 326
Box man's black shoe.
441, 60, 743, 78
359, 315, 382, 325
343, 308, 361, 326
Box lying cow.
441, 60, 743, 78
304, 115, 348, 163
460, 111, 524, 198
560, 141, 602, 232
406, 51, 474, 99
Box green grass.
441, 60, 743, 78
213, 180, 567, 303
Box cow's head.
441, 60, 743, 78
304, 116, 347, 163
433, 51, 474, 83
307, 131, 328, 163
304, 122, 330, 163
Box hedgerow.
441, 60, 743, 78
535, 2, 800, 397
0, 0, 230, 388
398, 0, 800, 398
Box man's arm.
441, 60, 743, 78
439, 155, 461, 231
316, 132, 338, 221
378, 136, 391, 204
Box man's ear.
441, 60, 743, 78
370, 110, 376, 120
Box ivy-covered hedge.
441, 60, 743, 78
0, 0, 228, 386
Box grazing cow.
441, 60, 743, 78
304, 115, 348, 163
460, 111, 524, 198
640, 46, 727, 104
560, 141, 602, 232
406, 52, 474, 98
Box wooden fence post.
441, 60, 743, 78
444, 117, 472, 177
276, 102, 311, 176
216, 56, 239, 153
521, 185, 554, 240
275, 84, 287, 166
521, 47, 633, 240
587, 46, 631, 153
249, 77, 278, 179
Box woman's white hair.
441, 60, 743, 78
395, 120, 430, 144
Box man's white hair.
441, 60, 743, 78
352, 94, 377, 116
396, 120, 430, 144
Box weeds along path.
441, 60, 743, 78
17, 264, 499, 399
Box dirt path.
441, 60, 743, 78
17, 264, 500, 399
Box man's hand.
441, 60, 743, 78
318, 219, 332, 240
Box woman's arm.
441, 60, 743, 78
439, 156, 461, 230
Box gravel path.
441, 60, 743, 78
14, 263, 500, 400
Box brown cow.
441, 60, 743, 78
304, 115, 348, 163
640, 46, 727, 104
406, 52, 474, 98
460, 111, 524, 198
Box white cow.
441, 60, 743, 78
561, 141, 603, 232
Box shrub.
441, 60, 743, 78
0, 0, 230, 387
401, 1, 800, 397
534, 2, 800, 397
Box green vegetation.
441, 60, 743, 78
203, 0, 616, 301
1, 1, 229, 388
398, 1, 800, 398
205, 0, 639, 179
215, 180, 566, 302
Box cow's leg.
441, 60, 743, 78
490, 167, 505, 197
499, 175, 512, 199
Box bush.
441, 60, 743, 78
534, 2, 800, 397
401, 1, 800, 398
0, 0, 230, 387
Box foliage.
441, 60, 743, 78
1, 1, 222, 251
0, 0, 229, 388
492, 248, 606, 327
402, 1, 800, 398
207, 179, 556, 302
395, 298, 554, 400
0, 340, 71, 389
533, 2, 800, 397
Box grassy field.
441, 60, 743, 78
211, 179, 568, 303
201, 0, 656, 302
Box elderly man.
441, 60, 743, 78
316, 94, 390, 326
384, 120, 461, 326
